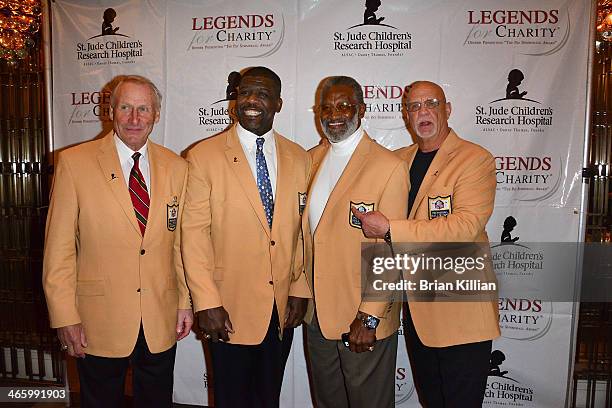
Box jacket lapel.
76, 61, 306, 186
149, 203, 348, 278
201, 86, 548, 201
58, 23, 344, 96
271, 133, 294, 237
96, 133, 142, 237
302, 141, 329, 222
317, 133, 371, 230
224, 126, 271, 237
144, 142, 168, 242
408, 130, 459, 219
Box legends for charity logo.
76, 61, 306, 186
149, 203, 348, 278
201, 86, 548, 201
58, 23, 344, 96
188, 13, 284, 58
463, 7, 569, 56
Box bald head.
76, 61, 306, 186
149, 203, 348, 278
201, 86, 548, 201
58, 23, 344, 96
405, 81, 447, 103
404, 80, 452, 152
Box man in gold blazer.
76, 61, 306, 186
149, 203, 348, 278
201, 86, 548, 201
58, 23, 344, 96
303, 76, 408, 408
355, 80, 500, 407
181, 67, 311, 408
43, 75, 193, 408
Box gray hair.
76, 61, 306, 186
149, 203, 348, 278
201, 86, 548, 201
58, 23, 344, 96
319, 76, 364, 105
110, 75, 162, 110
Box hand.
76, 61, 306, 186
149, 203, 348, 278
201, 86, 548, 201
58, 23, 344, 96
197, 306, 234, 342
350, 208, 389, 239
57, 324, 87, 358
284, 296, 308, 328
176, 309, 194, 341
348, 316, 376, 353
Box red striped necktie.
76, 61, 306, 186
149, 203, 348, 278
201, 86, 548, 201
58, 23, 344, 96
129, 152, 149, 235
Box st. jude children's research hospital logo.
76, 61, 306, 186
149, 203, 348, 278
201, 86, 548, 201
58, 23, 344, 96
332, 0, 412, 57
474, 69, 554, 134
76, 8, 143, 66
485, 350, 536, 405
196, 71, 241, 134
188, 13, 284, 58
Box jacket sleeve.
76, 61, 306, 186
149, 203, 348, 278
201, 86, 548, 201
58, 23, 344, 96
359, 160, 409, 319
42, 153, 81, 328
174, 164, 192, 309
289, 153, 313, 298
181, 149, 222, 313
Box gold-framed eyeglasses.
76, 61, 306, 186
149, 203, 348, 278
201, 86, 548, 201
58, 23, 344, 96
406, 98, 441, 112
316, 102, 358, 115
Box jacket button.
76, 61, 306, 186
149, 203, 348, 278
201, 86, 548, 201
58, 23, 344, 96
268, 280, 273, 285
270, 240, 276, 246
136, 288, 141, 293
140, 249, 145, 255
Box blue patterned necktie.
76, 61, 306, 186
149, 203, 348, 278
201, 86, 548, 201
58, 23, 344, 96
256, 137, 274, 228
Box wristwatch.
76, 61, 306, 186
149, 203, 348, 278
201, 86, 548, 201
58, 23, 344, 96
358, 312, 380, 330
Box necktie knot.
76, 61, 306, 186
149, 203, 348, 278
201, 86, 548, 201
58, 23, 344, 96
132, 152, 141, 163
256, 137, 265, 150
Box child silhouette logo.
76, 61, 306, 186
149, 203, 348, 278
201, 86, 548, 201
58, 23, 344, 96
348, 0, 397, 29
489, 350, 518, 382
491, 69, 540, 104
501, 216, 519, 243
364, 0, 385, 25
102, 8, 120, 36
213, 71, 241, 104
506, 69, 528, 99
88, 8, 129, 40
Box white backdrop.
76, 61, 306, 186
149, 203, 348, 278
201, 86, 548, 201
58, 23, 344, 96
51, 1, 593, 406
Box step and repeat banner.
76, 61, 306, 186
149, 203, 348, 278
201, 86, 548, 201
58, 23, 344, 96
51, 1, 592, 407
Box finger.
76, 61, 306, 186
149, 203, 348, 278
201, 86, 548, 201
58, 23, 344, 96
210, 332, 219, 343
183, 319, 194, 335
285, 311, 296, 328
71, 339, 85, 358
176, 318, 185, 339
219, 329, 230, 342
224, 319, 234, 334
284, 304, 292, 325
66, 344, 77, 358
350, 206, 364, 219
80, 329, 88, 348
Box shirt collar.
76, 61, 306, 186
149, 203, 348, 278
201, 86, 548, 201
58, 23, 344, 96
329, 125, 363, 155
236, 123, 274, 149
114, 133, 148, 162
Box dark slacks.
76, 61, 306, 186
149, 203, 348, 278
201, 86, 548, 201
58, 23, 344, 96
306, 313, 397, 408
404, 304, 492, 408
76, 325, 176, 408
209, 305, 293, 408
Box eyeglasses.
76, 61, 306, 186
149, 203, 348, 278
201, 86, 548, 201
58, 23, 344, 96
405, 98, 441, 112
316, 102, 358, 115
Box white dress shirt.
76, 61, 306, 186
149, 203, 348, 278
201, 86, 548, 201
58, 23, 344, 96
309, 126, 364, 233
236, 123, 277, 197
114, 134, 151, 192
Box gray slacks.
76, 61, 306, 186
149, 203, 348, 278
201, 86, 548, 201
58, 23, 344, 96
306, 314, 397, 408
